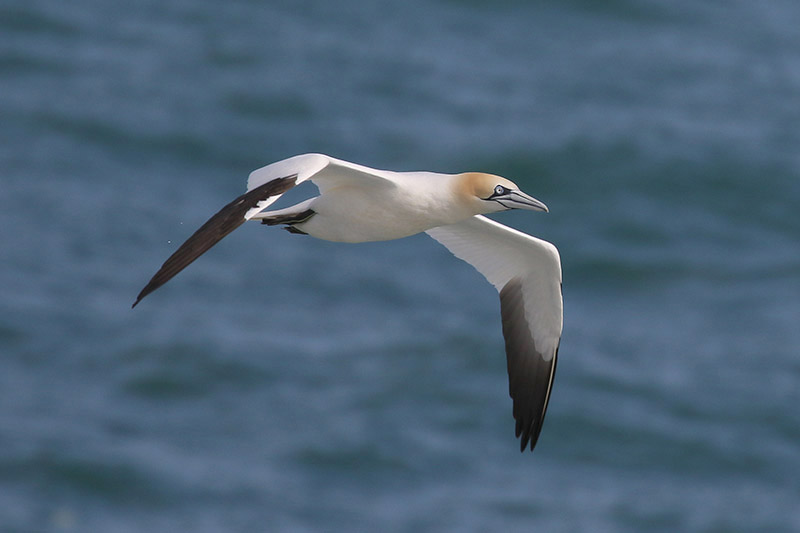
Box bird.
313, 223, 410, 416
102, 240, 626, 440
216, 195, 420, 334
133, 153, 563, 452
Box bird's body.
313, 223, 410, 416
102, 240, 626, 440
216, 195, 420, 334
134, 154, 563, 452
247, 155, 516, 242
267, 171, 453, 242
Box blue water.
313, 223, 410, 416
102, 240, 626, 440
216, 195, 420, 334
2, 0, 800, 531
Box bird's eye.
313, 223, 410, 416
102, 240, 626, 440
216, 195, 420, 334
494, 185, 506, 196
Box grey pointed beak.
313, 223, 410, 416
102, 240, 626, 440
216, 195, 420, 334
496, 190, 549, 212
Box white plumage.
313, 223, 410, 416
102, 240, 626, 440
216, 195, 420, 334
134, 153, 563, 452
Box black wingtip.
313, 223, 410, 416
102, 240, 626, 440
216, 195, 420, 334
518, 423, 539, 453
500, 278, 559, 455
131, 174, 298, 309
517, 432, 541, 453
132, 286, 149, 308
132, 277, 159, 309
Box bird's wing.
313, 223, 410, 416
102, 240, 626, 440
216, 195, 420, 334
133, 154, 395, 307
244, 153, 397, 219
425, 215, 563, 452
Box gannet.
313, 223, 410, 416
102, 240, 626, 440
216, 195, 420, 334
133, 153, 563, 452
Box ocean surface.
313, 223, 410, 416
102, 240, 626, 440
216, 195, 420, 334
2, 0, 799, 531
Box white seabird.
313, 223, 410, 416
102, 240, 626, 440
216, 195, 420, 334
133, 153, 563, 452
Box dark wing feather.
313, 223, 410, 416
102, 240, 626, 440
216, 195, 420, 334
426, 216, 562, 452
500, 277, 559, 452
132, 175, 297, 308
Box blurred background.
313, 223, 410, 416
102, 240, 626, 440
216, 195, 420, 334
2, 0, 799, 531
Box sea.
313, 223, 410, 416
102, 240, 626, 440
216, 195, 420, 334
2, 0, 799, 531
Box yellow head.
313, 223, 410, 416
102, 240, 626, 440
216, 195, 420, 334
456, 172, 549, 214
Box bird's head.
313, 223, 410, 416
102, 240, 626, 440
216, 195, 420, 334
457, 172, 549, 215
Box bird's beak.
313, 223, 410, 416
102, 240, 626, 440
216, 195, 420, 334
495, 190, 549, 212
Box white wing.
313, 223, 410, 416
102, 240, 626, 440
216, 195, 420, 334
244, 153, 397, 220
133, 154, 395, 306
426, 215, 563, 451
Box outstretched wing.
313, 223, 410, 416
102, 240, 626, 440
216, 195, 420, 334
132, 176, 297, 308
133, 154, 396, 308
426, 215, 563, 452
244, 153, 397, 219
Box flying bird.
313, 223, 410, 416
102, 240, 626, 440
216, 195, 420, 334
133, 154, 563, 452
